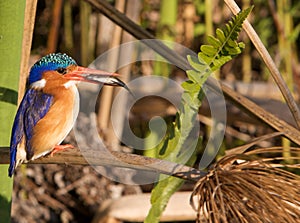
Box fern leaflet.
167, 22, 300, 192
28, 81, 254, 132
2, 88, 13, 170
194, 6, 253, 72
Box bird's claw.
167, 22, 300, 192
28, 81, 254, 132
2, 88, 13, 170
50, 144, 74, 157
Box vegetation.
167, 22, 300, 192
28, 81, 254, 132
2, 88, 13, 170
3, 0, 300, 222
145, 7, 253, 222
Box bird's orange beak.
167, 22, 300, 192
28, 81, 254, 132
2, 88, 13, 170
64, 66, 127, 87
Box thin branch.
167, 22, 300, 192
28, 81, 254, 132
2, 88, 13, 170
46, 0, 63, 54
0, 147, 205, 182
97, 0, 124, 136
85, 0, 300, 145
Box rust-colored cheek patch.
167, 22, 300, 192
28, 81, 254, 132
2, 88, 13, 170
42, 71, 69, 94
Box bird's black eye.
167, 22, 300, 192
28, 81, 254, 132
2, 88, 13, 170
56, 68, 67, 74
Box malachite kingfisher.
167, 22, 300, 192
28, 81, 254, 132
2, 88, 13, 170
9, 53, 128, 177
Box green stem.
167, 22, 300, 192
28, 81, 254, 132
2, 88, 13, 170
80, 1, 92, 66
154, 0, 177, 77
277, 0, 294, 161
63, 0, 74, 53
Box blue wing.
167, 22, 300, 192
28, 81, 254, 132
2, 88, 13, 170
8, 89, 53, 177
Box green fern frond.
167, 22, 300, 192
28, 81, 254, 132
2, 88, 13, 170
145, 6, 253, 223
194, 6, 253, 72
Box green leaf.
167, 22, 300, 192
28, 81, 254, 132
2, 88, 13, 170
145, 176, 184, 223
145, 140, 199, 223
212, 56, 232, 68
200, 45, 218, 57
181, 80, 200, 94
226, 38, 238, 48
199, 6, 253, 70
207, 35, 222, 47
198, 52, 212, 65
187, 55, 207, 73
216, 28, 226, 42
185, 69, 201, 84
238, 42, 245, 49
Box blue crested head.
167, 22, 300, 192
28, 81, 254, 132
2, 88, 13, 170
29, 53, 77, 85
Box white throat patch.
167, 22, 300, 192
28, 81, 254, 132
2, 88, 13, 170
63, 80, 78, 89
31, 79, 46, 89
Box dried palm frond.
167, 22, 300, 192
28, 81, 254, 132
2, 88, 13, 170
191, 147, 300, 223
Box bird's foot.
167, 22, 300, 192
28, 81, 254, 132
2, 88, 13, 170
50, 144, 74, 157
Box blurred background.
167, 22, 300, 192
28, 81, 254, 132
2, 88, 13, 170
11, 0, 300, 222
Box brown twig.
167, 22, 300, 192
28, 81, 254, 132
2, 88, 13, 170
0, 147, 205, 182
105, 0, 141, 149
80, 1, 92, 66
46, 0, 63, 54
97, 0, 125, 135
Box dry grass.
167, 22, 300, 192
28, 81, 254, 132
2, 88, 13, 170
191, 147, 300, 223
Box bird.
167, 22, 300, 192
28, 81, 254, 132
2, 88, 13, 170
8, 53, 129, 177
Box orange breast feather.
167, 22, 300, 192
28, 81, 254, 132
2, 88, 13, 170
30, 85, 79, 160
